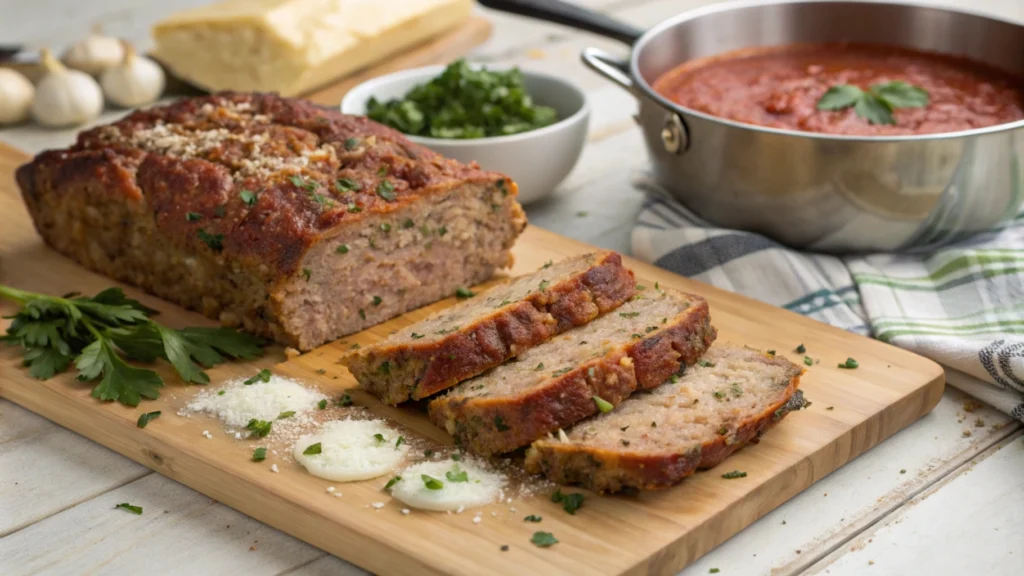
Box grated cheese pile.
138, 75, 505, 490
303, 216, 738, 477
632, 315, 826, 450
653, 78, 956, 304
389, 459, 506, 512
185, 374, 326, 429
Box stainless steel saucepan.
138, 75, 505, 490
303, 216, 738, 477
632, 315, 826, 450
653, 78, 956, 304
480, 0, 1024, 252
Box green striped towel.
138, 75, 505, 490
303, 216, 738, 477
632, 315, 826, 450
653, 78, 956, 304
632, 176, 1024, 421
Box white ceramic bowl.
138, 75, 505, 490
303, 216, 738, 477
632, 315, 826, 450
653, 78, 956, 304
341, 65, 589, 204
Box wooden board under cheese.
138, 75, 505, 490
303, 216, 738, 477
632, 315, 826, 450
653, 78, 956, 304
151, 0, 474, 97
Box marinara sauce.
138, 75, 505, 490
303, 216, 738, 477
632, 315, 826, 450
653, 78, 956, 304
652, 43, 1024, 136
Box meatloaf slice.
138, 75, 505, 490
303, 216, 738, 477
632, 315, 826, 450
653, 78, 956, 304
16, 92, 526, 350
428, 289, 716, 456
524, 345, 806, 493
342, 252, 635, 405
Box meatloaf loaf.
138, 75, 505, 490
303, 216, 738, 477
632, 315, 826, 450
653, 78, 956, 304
343, 252, 635, 405
525, 345, 806, 493
16, 92, 526, 350
428, 288, 717, 456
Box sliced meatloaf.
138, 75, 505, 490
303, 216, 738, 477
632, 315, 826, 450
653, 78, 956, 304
524, 345, 806, 493
342, 252, 635, 405
16, 92, 526, 350
428, 289, 716, 456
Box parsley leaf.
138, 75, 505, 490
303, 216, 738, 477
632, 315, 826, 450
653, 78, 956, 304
455, 286, 475, 299
838, 357, 859, 369
530, 531, 558, 547
244, 368, 273, 385
385, 476, 401, 490
721, 470, 747, 479
421, 474, 444, 490
252, 447, 268, 462
246, 419, 272, 438
115, 503, 143, 515
445, 465, 468, 483
303, 442, 322, 455
136, 411, 161, 428
524, 515, 542, 522
551, 489, 584, 514
592, 395, 614, 413
240, 190, 257, 207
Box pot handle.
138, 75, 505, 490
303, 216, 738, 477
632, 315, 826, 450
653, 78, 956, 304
477, 0, 644, 45
581, 47, 633, 92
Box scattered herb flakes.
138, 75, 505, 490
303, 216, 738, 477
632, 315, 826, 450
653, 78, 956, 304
185, 212, 202, 222
301, 268, 312, 282
826, 406, 835, 411
551, 489, 584, 515
358, 309, 366, 320
900, 469, 907, 474
350, 343, 360, 349
709, 569, 720, 574
373, 433, 386, 444
303, 442, 323, 455
277, 410, 296, 420
385, 476, 402, 490
115, 502, 143, 515
455, 286, 475, 299
592, 395, 614, 413
542, 260, 553, 269
669, 374, 680, 384
619, 312, 640, 318
838, 357, 859, 369
651, 422, 657, 428
500, 545, 509, 552
315, 368, 326, 375
576, 211, 588, 217
411, 332, 424, 339
446, 465, 469, 483
335, 244, 350, 255
438, 225, 448, 236
244, 369, 272, 385
246, 419, 272, 438
377, 180, 396, 201
136, 411, 161, 428
494, 415, 510, 431
372, 295, 383, 306
214, 204, 226, 217
395, 436, 405, 450
796, 344, 806, 354
197, 229, 224, 251
450, 453, 462, 462
289, 175, 317, 191
721, 470, 747, 479
377, 361, 390, 374
534, 362, 545, 371
552, 367, 572, 376
346, 202, 363, 213
804, 356, 814, 366
336, 393, 353, 407
317, 399, 328, 410
217, 390, 226, 396
531, 531, 558, 548
424, 449, 435, 457
240, 190, 257, 207
698, 360, 715, 368
336, 178, 359, 192
380, 222, 392, 233
766, 349, 776, 356
713, 390, 726, 400
730, 383, 744, 396
421, 474, 444, 490
538, 280, 550, 291
252, 447, 268, 462
524, 514, 542, 522
344, 137, 360, 150
635, 284, 646, 291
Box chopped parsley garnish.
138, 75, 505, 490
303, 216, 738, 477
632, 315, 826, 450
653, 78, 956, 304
240, 190, 257, 207
576, 211, 588, 217
713, 390, 726, 400
730, 383, 744, 396
669, 374, 680, 384
710, 569, 720, 574
303, 442, 322, 455
552, 367, 572, 376
252, 447, 267, 462
424, 449, 434, 457
542, 260, 553, 269
115, 503, 143, 515
494, 415, 510, 431
411, 332, 424, 339
538, 280, 550, 291
346, 202, 362, 213
534, 363, 545, 371
438, 226, 448, 236
530, 531, 558, 547
336, 393, 353, 407
244, 369, 272, 385
277, 410, 295, 419
445, 465, 468, 483
365, 59, 557, 139
336, 178, 359, 192
217, 390, 225, 396
358, 309, 366, 320
421, 474, 444, 490
593, 396, 613, 413
378, 361, 390, 374
377, 180, 396, 201
766, 349, 776, 356
817, 81, 929, 125
246, 419, 272, 437
214, 204, 226, 217
524, 515, 542, 522
385, 476, 401, 490
197, 229, 224, 251
372, 295, 383, 306
795, 344, 806, 354
455, 286, 475, 299
317, 399, 328, 410
288, 175, 317, 192
401, 218, 415, 229
136, 411, 161, 428
395, 436, 405, 450
301, 268, 312, 282
635, 285, 646, 291
186, 212, 202, 222
373, 433, 386, 444
804, 356, 814, 366
721, 470, 747, 479
380, 223, 392, 233
619, 312, 640, 318
551, 489, 584, 514
344, 137, 360, 150
698, 360, 715, 368
838, 357, 859, 369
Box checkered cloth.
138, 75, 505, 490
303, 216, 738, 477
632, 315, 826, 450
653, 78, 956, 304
631, 175, 1024, 422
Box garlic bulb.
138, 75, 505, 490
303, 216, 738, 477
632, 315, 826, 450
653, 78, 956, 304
0, 68, 34, 125
100, 45, 165, 108
31, 49, 104, 128
62, 25, 125, 75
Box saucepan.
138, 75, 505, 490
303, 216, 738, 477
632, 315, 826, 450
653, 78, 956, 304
479, 0, 1024, 252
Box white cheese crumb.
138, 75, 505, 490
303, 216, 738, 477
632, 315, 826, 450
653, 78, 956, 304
372, 502, 385, 509
326, 486, 335, 493
234, 432, 242, 440
456, 505, 465, 514
202, 430, 213, 439
186, 374, 325, 428
401, 508, 411, 515
506, 498, 513, 504
558, 428, 570, 443
509, 507, 517, 512
472, 516, 482, 524
270, 464, 279, 473
333, 492, 343, 498
491, 512, 498, 517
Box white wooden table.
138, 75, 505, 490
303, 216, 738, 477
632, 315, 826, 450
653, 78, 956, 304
2, 1, 1023, 574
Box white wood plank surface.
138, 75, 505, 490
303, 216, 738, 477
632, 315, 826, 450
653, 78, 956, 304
2, 1, 1024, 575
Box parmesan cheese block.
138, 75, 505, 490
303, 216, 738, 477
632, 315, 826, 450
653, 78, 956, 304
151, 0, 474, 96
388, 459, 505, 511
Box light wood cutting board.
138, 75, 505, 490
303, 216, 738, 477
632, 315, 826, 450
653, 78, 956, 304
0, 142, 944, 576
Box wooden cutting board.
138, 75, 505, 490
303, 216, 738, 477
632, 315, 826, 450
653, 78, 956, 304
0, 142, 944, 576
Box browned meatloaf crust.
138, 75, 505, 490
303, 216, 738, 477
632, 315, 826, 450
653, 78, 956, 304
428, 289, 717, 456
524, 345, 807, 493
342, 252, 635, 405
16, 92, 527, 350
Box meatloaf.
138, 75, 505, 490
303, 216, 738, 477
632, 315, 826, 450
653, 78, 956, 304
524, 345, 806, 493
16, 92, 526, 350
428, 288, 717, 456
343, 252, 635, 405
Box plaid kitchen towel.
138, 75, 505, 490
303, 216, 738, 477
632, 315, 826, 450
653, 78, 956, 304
630, 174, 1024, 422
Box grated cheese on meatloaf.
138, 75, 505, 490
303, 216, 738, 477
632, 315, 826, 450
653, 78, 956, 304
15, 92, 526, 350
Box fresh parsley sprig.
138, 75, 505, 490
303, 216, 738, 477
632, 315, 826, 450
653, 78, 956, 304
0, 285, 264, 407
817, 81, 929, 125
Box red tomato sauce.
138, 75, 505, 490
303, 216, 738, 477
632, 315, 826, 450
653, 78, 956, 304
652, 43, 1024, 136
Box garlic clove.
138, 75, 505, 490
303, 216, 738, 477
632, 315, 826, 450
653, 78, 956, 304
100, 44, 166, 108
0, 68, 35, 125
62, 25, 125, 76
31, 49, 104, 128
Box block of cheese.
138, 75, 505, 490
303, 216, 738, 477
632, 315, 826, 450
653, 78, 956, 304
152, 0, 473, 96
